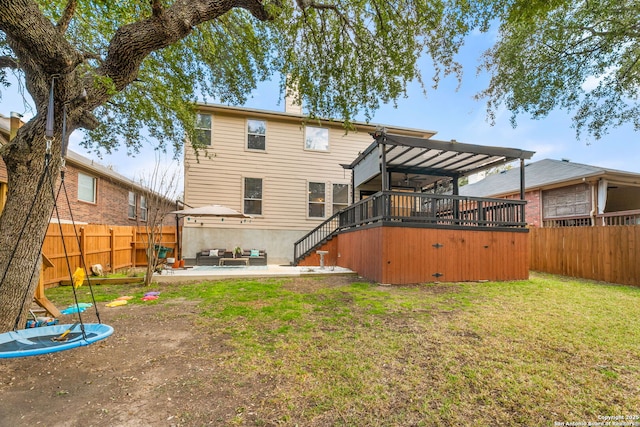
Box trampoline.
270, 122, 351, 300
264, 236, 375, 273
0, 323, 114, 358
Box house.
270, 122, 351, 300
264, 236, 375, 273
459, 158, 640, 227
0, 112, 175, 226
181, 103, 435, 265
182, 103, 537, 284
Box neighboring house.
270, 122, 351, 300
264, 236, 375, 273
460, 158, 640, 227
0, 112, 175, 226
182, 102, 436, 265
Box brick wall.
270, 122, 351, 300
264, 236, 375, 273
505, 189, 542, 227
51, 165, 175, 226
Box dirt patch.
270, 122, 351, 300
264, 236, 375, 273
0, 299, 249, 426
0, 276, 361, 426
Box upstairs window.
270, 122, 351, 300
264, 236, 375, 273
140, 195, 147, 222
247, 119, 266, 150
195, 113, 212, 146
305, 126, 329, 151
244, 177, 263, 215
78, 173, 96, 203
332, 183, 349, 214
308, 182, 326, 218
128, 191, 136, 219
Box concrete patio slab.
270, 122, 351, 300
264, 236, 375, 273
152, 264, 357, 284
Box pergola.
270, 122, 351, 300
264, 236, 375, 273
345, 130, 535, 200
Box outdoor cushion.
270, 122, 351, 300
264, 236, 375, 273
209, 249, 218, 257
250, 249, 259, 257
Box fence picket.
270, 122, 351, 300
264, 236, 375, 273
41, 224, 178, 287
529, 226, 639, 286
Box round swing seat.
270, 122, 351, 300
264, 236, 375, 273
0, 323, 114, 358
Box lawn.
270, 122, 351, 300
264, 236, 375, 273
43, 272, 640, 426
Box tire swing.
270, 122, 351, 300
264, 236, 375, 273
0, 77, 113, 358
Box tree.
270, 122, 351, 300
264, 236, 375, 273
132, 155, 182, 286
0, 0, 496, 331
478, 0, 640, 140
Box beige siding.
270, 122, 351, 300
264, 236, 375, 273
185, 112, 370, 231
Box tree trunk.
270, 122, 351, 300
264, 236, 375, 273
0, 116, 61, 333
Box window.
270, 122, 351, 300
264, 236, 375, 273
305, 126, 329, 151
308, 182, 325, 218
128, 191, 136, 219
332, 183, 349, 214
244, 177, 263, 215
247, 119, 266, 150
140, 195, 147, 222
195, 113, 212, 146
78, 173, 96, 203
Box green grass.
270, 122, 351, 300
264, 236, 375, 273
45, 273, 640, 426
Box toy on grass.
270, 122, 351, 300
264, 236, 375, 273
72, 267, 85, 289
105, 300, 127, 308
60, 303, 93, 315
106, 300, 127, 307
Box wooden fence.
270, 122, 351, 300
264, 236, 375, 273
42, 224, 178, 287
529, 226, 640, 286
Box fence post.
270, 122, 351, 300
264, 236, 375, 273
80, 226, 87, 267
131, 227, 137, 267
109, 228, 115, 273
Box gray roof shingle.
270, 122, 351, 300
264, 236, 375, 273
459, 159, 638, 197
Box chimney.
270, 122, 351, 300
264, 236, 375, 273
284, 75, 302, 115
9, 112, 23, 141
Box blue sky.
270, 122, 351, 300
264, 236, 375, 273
2, 27, 639, 188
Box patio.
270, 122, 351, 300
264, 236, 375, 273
153, 264, 357, 284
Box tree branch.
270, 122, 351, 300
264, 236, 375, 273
151, 0, 163, 17
0, 55, 19, 69
0, 0, 83, 76
92, 0, 271, 107
56, 0, 77, 33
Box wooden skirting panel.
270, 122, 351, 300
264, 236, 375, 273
313, 225, 529, 284
297, 238, 340, 267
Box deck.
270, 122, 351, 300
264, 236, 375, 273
295, 191, 529, 284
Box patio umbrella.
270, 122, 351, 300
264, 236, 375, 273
170, 204, 250, 218
170, 205, 251, 261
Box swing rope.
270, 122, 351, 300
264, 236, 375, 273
1, 76, 100, 333
50, 165, 102, 326
43, 101, 102, 337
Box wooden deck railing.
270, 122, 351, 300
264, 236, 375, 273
599, 209, 640, 226
542, 209, 640, 227
294, 191, 527, 264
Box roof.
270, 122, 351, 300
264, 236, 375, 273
65, 150, 150, 192
346, 132, 535, 184
197, 103, 438, 139
460, 158, 640, 197
0, 113, 161, 195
